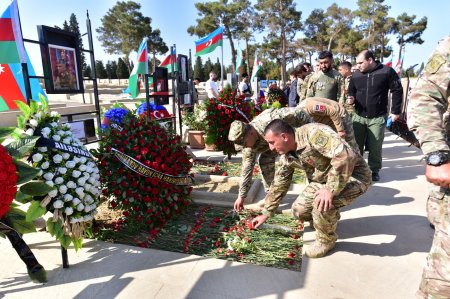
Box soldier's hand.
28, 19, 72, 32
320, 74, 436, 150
252, 214, 269, 229
425, 164, 450, 188
313, 188, 334, 213
234, 197, 245, 212
338, 130, 347, 138
389, 114, 400, 122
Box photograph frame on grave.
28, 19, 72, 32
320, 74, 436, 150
153, 67, 169, 105
177, 54, 189, 96
37, 25, 84, 94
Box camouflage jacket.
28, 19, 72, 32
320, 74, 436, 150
300, 69, 344, 102
407, 36, 450, 155
264, 123, 372, 214
297, 97, 348, 132
239, 108, 311, 198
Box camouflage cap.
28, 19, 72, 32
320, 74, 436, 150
228, 120, 251, 146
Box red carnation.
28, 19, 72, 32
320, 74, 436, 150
0, 145, 18, 218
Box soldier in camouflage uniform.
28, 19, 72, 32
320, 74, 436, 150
251, 120, 372, 258
299, 51, 344, 103
298, 97, 359, 152
228, 108, 311, 211
407, 36, 450, 298
338, 61, 354, 114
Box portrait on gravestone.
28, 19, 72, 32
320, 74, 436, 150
48, 45, 79, 91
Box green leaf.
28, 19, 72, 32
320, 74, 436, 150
20, 181, 54, 196
14, 190, 33, 204
39, 94, 48, 112
25, 201, 46, 222
14, 100, 31, 118
59, 234, 72, 250
17, 115, 25, 129
46, 218, 63, 239
14, 159, 40, 184
72, 237, 83, 251
0, 127, 15, 139
46, 218, 55, 236
5, 136, 39, 158
29, 100, 39, 115
5, 207, 37, 234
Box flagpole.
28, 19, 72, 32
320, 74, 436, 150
221, 43, 224, 85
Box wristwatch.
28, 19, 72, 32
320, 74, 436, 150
425, 150, 450, 166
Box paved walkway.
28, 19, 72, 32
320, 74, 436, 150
0, 132, 434, 299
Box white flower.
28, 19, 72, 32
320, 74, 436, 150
84, 195, 93, 204
41, 161, 50, 169
53, 200, 64, 209
84, 183, 92, 192
54, 177, 64, 184
58, 167, 67, 174
72, 198, 81, 205
77, 178, 86, 187
65, 207, 73, 215
29, 119, 38, 127
93, 167, 99, 174
50, 111, 59, 117
41, 127, 51, 136
67, 181, 76, 188
62, 153, 70, 160
76, 203, 85, 211
66, 161, 76, 168
88, 177, 96, 184
48, 189, 58, 198
79, 164, 87, 172
87, 162, 96, 168
34, 112, 42, 120
25, 128, 34, 136
84, 205, 92, 212
32, 153, 43, 162
73, 156, 80, 164
53, 154, 63, 164
43, 172, 54, 181
84, 215, 93, 222
86, 166, 93, 173
57, 130, 65, 136
52, 135, 61, 141
46, 180, 54, 187
80, 157, 87, 164
63, 137, 71, 144
38, 147, 47, 153
64, 194, 73, 202
37, 170, 43, 176
63, 123, 71, 129
69, 217, 79, 224
72, 170, 81, 178
83, 172, 90, 179
75, 187, 85, 197
59, 185, 67, 194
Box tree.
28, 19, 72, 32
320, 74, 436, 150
106, 60, 118, 80
213, 58, 221, 78
97, 1, 166, 73
148, 29, 168, 72
58, 14, 87, 72
255, 0, 302, 84
394, 13, 427, 60
203, 58, 214, 80
325, 4, 353, 51
193, 56, 204, 81
116, 58, 130, 79
83, 65, 92, 78
303, 9, 328, 52
95, 60, 107, 79
187, 0, 244, 71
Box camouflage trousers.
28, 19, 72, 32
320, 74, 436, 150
258, 150, 278, 191
291, 178, 369, 244
418, 188, 450, 298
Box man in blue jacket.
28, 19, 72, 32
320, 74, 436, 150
347, 50, 403, 181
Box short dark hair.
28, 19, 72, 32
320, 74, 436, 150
241, 72, 249, 78
194, 77, 201, 81
362, 50, 375, 61
318, 50, 333, 60
339, 61, 352, 69
264, 119, 295, 136
296, 64, 307, 73
290, 70, 298, 77
303, 62, 312, 68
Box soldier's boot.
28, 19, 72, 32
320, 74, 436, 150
304, 241, 335, 258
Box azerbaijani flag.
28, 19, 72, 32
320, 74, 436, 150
195, 27, 223, 56
0, 0, 26, 64
250, 50, 262, 82
395, 55, 403, 77
235, 48, 243, 75
128, 37, 148, 99
159, 47, 177, 73
384, 54, 393, 68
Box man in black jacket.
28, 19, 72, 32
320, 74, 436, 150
347, 50, 403, 181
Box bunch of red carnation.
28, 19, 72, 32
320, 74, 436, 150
204, 88, 256, 157
95, 112, 193, 230
0, 145, 18, 218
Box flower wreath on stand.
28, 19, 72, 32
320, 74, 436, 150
14, 95, 101, 251
94, 107, 193, 245
263, 83, 288, 109
204, 87, 256, 158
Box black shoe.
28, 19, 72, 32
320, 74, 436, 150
430, 223, 435, 230
372, 172, 380, 182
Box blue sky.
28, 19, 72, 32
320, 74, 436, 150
2, 0, 449, 75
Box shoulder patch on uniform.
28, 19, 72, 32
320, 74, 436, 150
310, 130, 330, 148
425, 54, 446, 74
314, 104, 325, 112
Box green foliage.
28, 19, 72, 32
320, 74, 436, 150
14, 159, 40, 185
7, 205, 37, 234
20, 181, 55, 196
4, 136, 39, 159
116, 58, 130, 79
14, 100, 31, 119
25, 201, 47, 222
47, 218, 64, 240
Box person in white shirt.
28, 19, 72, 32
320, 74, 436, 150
238, 73, 252, 102
206, 71, 219, 99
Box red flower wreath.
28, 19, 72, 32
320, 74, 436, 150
0, 144, 18, 218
